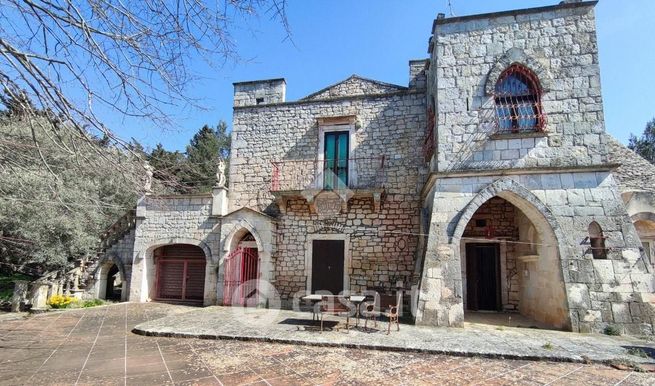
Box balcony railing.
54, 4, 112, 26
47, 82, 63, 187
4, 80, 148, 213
271, 156, 386, 192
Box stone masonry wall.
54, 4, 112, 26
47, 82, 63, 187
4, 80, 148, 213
230, 92, 427, 213
419, 172, 655, 334
231, 90, 427, 301
129, 195, 221, 305
428, 3, 608, 172
302, 76, 406, 101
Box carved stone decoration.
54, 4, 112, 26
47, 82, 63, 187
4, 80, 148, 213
143, 161, 154, 194
215, 157, 227, 188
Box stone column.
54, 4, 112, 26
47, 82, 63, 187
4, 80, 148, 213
211, 187, 229, 217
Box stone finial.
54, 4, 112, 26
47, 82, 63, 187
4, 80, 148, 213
143, 161, 154, 194
215, 157, 227, 188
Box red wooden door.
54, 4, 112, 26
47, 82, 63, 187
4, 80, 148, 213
155, 245, 206, 304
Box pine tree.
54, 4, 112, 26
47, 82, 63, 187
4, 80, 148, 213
183, 121, 231, 192
628, 118, 655, 164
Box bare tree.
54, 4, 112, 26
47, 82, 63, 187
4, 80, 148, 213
0, 0, 289, 158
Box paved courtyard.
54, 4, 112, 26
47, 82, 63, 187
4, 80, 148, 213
134, 305, 655, 364
0, 303, 652, 385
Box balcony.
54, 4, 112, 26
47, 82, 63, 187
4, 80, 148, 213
271, 156, 385, 213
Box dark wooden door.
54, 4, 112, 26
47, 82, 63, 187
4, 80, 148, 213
466, 243, 501, 311
311, 240, 345, 295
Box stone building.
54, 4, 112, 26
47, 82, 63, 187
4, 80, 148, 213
89, 0, 655, 334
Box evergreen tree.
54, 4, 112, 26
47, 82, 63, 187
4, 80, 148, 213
183, 121, 231, 192
628, 118, 655, 164
148, 144, 187, 193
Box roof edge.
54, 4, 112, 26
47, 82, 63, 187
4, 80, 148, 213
300, 74, 407, 101
432, 1, 598, 32
233, 78, 286, 86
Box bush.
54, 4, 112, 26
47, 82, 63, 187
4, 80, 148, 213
47, 294, 77, 309
82, 299, 104, 308
604, 325, 622, 336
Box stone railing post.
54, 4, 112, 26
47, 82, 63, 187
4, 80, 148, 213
11, 280, 29, 312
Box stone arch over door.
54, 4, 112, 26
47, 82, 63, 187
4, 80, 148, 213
94, 254, 128, 301
450, 178, 571, 330
130, 237, 217, 306
485, 48, 553, 95
219, 220, 272, 306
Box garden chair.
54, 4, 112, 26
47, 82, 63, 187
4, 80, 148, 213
363, 293, 400, 334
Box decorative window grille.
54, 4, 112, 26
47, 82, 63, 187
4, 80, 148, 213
494, 64, 545, 133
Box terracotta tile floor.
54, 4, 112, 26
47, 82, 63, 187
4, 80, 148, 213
0, 303, 653, 386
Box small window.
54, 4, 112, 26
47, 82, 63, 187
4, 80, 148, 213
475, 219, 487, 228
588, 222, 607, 259
255, 97, 264, 105
494, 64, 545, 133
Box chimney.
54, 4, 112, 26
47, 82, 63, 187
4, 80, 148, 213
409, 59, 428, 89
233, 78, 286, 107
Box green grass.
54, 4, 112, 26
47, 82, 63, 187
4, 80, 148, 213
82, 299, 104, 308
0, 272, 32, 302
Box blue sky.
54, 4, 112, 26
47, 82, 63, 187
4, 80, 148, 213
108, 0, 655, 152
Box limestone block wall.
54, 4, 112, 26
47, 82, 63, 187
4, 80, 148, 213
230, 89, 427, 303
275, 195, 420, 302
428, 2, 608, 172
129, 194, 221, 305
418, 173, 655, 334
230, 91, 428, 212
302, 76, 407, 101
234, 79, 286, 107
92, 229, 135, 301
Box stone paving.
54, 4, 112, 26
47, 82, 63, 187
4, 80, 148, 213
0, 303, 653, 385
134, 305, 655, 365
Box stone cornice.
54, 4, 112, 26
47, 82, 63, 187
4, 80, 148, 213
420, 163, 620, 200
233, 89, 425, 111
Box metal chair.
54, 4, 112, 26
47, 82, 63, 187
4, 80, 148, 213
379, 293, 401, 334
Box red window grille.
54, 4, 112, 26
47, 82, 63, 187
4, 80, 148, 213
494, 64, 545, 134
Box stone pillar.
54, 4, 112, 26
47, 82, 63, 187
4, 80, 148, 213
11, 280, 29, 312
30, 282, 51, 309
129, 194, 148, 302
212, 187, 229, 217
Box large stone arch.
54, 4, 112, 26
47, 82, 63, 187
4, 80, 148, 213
451, 178, 563, 244
485, 48, 554, 95
129, 237, 217, 305
451, 177, 571, 330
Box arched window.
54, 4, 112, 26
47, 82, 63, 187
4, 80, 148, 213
494, 64, 544, 133
588, 222, 607, 259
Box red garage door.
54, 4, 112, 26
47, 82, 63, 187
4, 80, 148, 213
155, 244, 206, 304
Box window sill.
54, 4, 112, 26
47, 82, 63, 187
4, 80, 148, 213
489, 131, 548, 140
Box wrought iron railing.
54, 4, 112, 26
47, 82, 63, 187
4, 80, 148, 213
271, 156, 386, 192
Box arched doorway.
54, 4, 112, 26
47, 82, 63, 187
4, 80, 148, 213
460, 196, 568, 329
96, 257, 127, 301
634, 218, 655, 268
104, 264, 122, 301
223, 232, 259, 306
154, 244, 206, 304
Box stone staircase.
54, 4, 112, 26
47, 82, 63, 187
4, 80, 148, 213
79, 209, 136, 288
